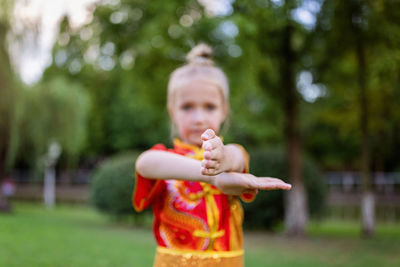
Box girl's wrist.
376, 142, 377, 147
205, 173, 217, 186
224, 145, 240, 172
222, 145, 231, 172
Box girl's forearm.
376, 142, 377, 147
135, 150, 215, 184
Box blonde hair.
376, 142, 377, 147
167, 43, 230, 113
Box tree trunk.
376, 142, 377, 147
281, 22, 308, 237
284, 138, 307, 236
361, 191, 374, 236
0, 190, 11, 212
0, 165, 11, 213
0, 20, 13, 213
0, 74, 12, 213
0, 132, 12, 213
356, 30, 374, 237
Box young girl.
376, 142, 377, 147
133, 44, 291, 267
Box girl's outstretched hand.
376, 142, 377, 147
213, 172, 292, 196
201, 129, 229, 176
200, 128, 291, 195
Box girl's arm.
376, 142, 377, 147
136, 149, 291, 195
135, 150, 214, 184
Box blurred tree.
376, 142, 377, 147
0, 0, 91, 207
11, 77, 90, 171
43, 0, 227, 156
0, 0, 16, 212
312, 0, 400, 237
232, 0, 309, 236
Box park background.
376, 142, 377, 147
1, 0, 400, 266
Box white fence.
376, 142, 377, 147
326, 171, 400, 194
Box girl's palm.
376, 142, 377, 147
215, 172, 291, 195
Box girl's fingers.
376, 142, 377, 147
204, 151, 212, 160
202, 140, 212, 151
264, 182, 291, 190
265, 177, 287, 183
254, 177, 291, 190
201, 159, 218, 169
201, 129, 216, 141
201, 160, 207, 168
202, 135, 222, 152
261, 177, 291, 187
204, 150, 220, 160
202, 138, 219, 151
201, 167, 218, 176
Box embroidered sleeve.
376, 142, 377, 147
132, 144, 167, 212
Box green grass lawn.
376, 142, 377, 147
1, 202, 400, 267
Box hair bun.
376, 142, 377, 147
186, 43, 214, 66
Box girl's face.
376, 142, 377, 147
169, 80, 227, 146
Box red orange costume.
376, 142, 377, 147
133, 139, 255, 266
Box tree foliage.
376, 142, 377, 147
309, 0, 400, 172
43, 0, 229, 155
9, 77, 90, 171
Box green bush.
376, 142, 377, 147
243, 147, 327, 229
90, 152, 139, 218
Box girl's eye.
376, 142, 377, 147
205, 104, 216, 111
181, 104, 193, 111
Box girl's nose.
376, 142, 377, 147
192, 109, 205, 123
